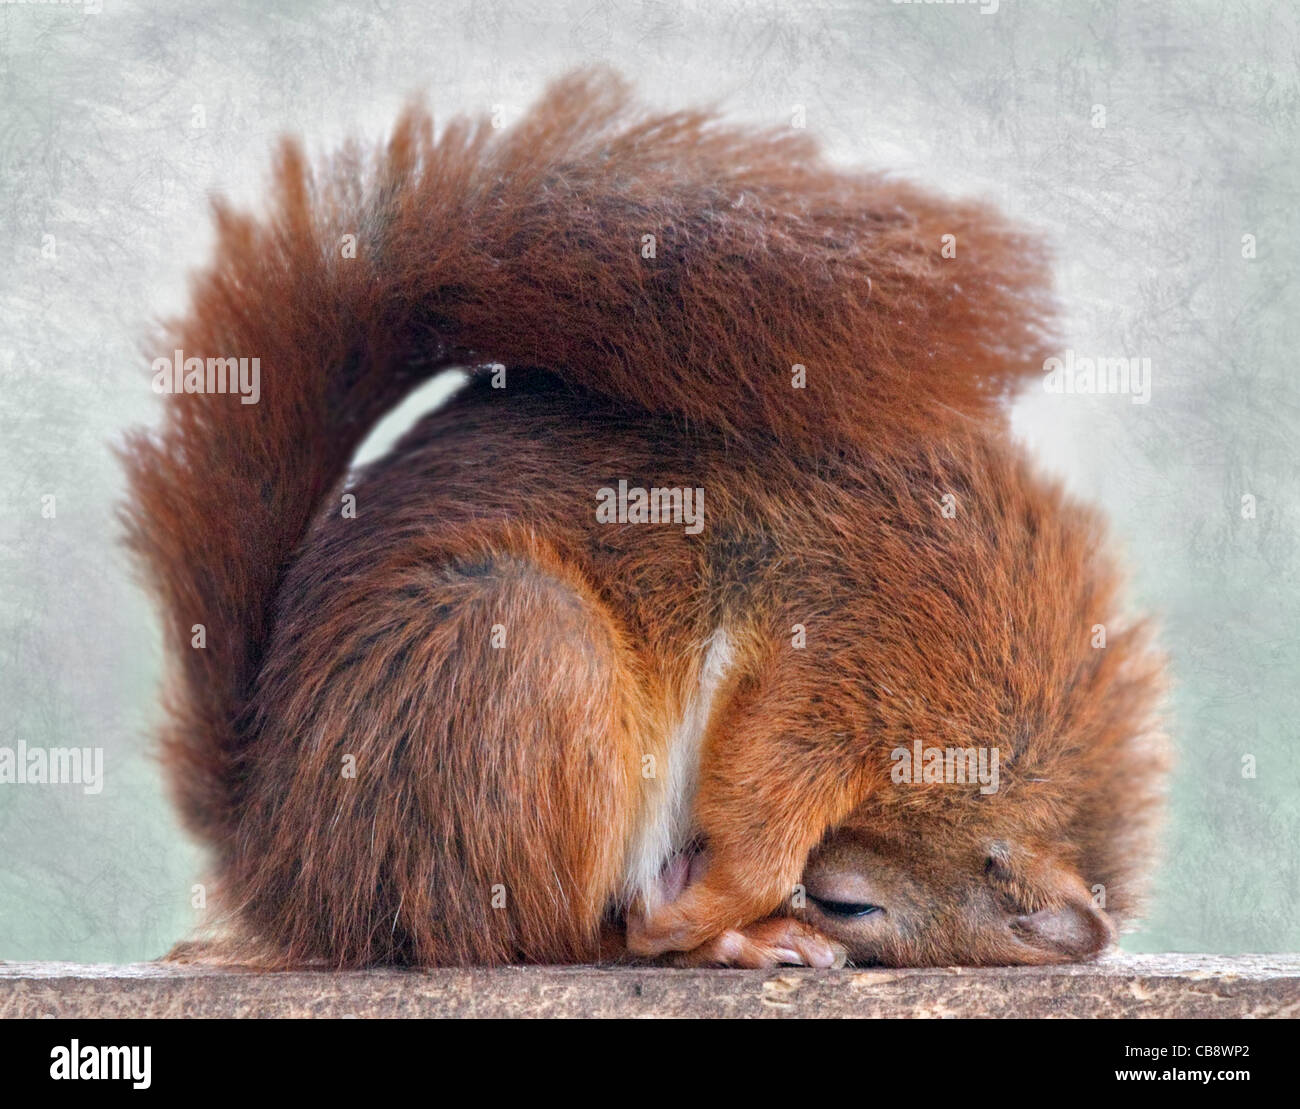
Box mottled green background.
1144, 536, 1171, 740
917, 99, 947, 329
1, 0, 1296, 961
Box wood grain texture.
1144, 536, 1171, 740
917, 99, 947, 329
2, 955, 1296, 1018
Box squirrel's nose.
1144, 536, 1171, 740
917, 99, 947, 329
1011, 900, 1115, 960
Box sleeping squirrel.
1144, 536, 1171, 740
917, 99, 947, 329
123, 68, 1168, 969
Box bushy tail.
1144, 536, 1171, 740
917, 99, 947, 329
121, 66, 1056, 843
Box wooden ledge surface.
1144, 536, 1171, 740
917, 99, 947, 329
2, 954, 1297, 1018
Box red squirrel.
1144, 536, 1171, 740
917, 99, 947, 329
122, 68, 1168, 969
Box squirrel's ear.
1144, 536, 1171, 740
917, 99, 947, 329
1011, 899, 1115, 960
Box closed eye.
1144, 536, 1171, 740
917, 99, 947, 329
810, 896, 882, 918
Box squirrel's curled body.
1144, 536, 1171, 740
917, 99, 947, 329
125, 71, 1167, 968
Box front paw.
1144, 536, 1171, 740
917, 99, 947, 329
626, 883, 724, 956
672, 917, 847, 969
626, 846, 801, 957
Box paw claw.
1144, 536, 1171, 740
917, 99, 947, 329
669, 917, 847, 969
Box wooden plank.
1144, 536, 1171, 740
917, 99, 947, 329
2, 954, 1297, 1018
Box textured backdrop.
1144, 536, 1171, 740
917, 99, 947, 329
1, 0, 1296, 960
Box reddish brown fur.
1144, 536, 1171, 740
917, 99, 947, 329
122, 68, 1167, 968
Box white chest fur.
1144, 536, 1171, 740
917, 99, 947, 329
621, 626, 735, 908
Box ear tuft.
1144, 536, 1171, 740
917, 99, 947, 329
984, 840, 1014, 879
